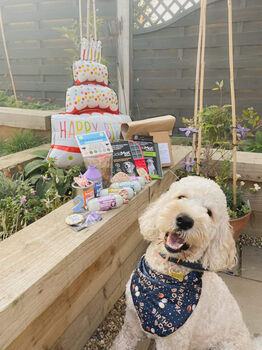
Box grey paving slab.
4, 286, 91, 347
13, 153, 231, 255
220, 274, 262, 336
241, 246, 262, 282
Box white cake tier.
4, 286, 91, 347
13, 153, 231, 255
66, 84, 118, 114
73, 60, 108, 86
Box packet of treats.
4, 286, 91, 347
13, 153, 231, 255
75, 132, 113, 187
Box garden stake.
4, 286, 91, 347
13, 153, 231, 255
193, 0, 204, 160
79, 0, 83, 39
227, 0, 237, 207
0, 7, 18, 104
92, 0, 97, 41
196, 0, 207, 175
87, 0, 91, 40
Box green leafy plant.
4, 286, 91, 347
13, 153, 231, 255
24, 151, 80, 201
178, 81, 261, 219
0, 151, 81, 241
0, 90, 60, 110
241, 131, 262, 153
0, 130, 47, 156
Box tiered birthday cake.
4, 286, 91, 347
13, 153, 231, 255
48, 38, 131, 168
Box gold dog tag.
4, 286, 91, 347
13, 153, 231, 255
168, 270, 184, 282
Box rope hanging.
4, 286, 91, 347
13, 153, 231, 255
0, 7, 18, 103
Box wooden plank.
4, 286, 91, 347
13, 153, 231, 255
169, 6, 262, 27
0, 190, 150, 349
7, 223, 145, 350
133, 94, 262, 110
0, 143, 50, 174
0, 107, 63, 130
51, 238, 148, 350
0, 44, 116, 59
134, 32, 262, 50
134, 77, 262, 90
134, 55, 262, 70
245, 210, 262, 238
236, 151, 262, 183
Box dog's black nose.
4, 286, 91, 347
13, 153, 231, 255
176, 214, 194, 230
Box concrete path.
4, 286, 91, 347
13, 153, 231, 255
221, 245, 262, 336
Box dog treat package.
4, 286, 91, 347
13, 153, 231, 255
75, 132, 113, 187
111, 141, 139, 177
133, 135, 163, 179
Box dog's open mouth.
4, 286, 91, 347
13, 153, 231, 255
164, 231, 189, 253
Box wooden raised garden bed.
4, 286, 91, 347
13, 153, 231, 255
0, 146, 190, 350
0, 143, 50, 175
0, 107, 63, 140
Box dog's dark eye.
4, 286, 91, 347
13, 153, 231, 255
207, 209, 212, 217
178, 195, 185, 199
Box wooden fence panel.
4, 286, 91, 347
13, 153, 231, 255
132, 0, 262, 127
0, 0, 117, 106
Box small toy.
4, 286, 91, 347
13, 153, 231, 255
72, 196, 85, 213
66, 214, 84, 226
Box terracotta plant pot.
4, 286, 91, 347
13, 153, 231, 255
229, 211, 251, 242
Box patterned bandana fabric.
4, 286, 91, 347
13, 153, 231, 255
130, 256, 203, 337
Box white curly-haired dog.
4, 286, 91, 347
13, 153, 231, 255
111, 176, 261, 350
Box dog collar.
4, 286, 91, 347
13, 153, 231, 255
159, 252, 208, 272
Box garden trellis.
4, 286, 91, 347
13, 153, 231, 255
194, 0, 238, 206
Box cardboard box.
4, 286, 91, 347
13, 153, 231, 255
121, 115, 176, 167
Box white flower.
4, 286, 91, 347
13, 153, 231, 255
254, 183, 261, 192
236, 174, 241, 180
240, 181, 245, 187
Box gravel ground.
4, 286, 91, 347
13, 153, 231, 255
239, 233, 262, 248
84, 234, 262, 349
84, 295, 126, 350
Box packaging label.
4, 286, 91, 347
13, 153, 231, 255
117, 182, 135, 190
83, 186, 95, 205
98, 195, 117, 210
94, 180, 103, 196
108, 188, 128, 200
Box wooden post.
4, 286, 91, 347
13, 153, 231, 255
0, 7, 18, 103
196, 0, 207, 174
117, 0, 132, 115
192, 0, 204, 159
79, 0, 83, 39
227, 0, 237, 206
87, 0, 90, 40
92, 0, 97, 41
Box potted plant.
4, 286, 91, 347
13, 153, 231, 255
178, 81, 261, 240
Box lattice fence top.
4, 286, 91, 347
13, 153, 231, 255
134, 0, 200, 33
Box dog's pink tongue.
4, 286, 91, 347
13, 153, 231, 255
167, 232, 184, 249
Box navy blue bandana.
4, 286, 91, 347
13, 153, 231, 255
130, 256, 203, 337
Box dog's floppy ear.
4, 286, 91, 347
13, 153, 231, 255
139, 190, 170, 241
202, 220, 237, 271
